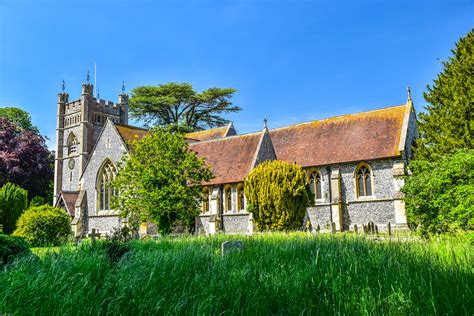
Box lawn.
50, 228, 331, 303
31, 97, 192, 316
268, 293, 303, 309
1, 233, 472, 315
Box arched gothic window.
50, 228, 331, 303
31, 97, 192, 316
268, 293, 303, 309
355, 163, 373, 197
309, 169, 322, 201
97, 159, 117, 211
224, 185, 232, 212
237, 184, 245, 211
202, 187, 210, 213
66, 133, 78, 156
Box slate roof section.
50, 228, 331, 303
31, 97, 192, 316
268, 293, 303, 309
269, 105, 407, 167
189, 132, 263, 185
57, 191, 79, 217
185, 123, 236, 142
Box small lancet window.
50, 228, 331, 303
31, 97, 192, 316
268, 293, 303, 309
202, 187, 210, 213
237, 184, 245, 211
356, 164, 373, 197
225, 186, 232, 212
97, 160, 117, 211
309, 170, 322, 201
66, 133, 78, 156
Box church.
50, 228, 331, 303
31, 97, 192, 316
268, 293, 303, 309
54, 79, 417, 237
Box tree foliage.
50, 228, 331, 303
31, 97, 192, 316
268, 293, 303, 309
129, 82, 240, 131
0, 107, 39, 134
0, 183, 28, 235
402, 150, 473, 235
415, 29, 474, 161
13, 205, 72, 247
244, 160, 312, 231
0, 117, 54, 199
112, 127, 213, 235
0, 234, 31, 266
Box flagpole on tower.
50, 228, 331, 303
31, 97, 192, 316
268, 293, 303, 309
94, 62, 97, 98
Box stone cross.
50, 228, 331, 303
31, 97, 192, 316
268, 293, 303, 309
221, 240, 243, 256
88, 228, 101, 243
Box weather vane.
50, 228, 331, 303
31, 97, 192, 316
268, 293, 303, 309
121, 81, 125, 93
61, 80, 66, 92
264, 118, 268, 130
86, 70, 90, 84
97, 89, 100, 99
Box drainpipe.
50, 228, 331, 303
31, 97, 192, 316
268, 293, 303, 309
219, 185, 224, 231
327, 167, 333, 224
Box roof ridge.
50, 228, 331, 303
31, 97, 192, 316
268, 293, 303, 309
114, 122, 149, 131
269, 104, 406, 132
189, 130, 263, 145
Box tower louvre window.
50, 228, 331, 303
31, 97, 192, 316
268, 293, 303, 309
66, 132, 78, 156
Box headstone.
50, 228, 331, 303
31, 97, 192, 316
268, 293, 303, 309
375, 225, 379, 235
354, 224, 358, 234
387, 222, 392, 236
331, 222, 336, 234
88, 228, 100, 243
305, 219, 312, 234
221, 240, 243, 256
316, 224, 320, 233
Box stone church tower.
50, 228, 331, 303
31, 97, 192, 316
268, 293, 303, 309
53, 76, 129, 204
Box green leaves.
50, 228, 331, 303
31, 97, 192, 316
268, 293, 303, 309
13, 205, 72, 247
415, 29, 474, 161
402, 150, 474, 234
245, 161, 311, 231
112, 128, 213, 235
129, 82, 239, 131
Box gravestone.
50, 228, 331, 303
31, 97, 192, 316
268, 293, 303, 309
331, 222, 336, 233
221, 240, 243, 256
354, 224, 358, 234
387, 222, 392, 236
88, 228, 101, 243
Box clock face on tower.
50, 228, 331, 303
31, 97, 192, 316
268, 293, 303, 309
68, 158, 75, 170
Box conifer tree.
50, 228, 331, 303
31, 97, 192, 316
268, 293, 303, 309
415, 29, 473, 160
0, 183, 28, 234
245, 160, 312, 231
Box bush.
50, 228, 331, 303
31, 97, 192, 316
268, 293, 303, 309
0, 234, 31, 266
0, 183, 28, 234
402, 150, 474, 235
244, 160, 312, 231
29, 196, 46, 208
13, 205, 72, 247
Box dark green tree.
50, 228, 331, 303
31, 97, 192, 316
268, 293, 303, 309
112, 127, 213, 235
245, 160, 312, 231
0, 183, 28, 235
415, 29, 473, 161
129, 82, 240, 131
0, 107, 39, 133
402, 150, 473, 235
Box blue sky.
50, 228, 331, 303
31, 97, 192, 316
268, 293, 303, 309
0, 0, 472, 147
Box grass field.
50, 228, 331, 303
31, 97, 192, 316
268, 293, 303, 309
1, 233, 472, 315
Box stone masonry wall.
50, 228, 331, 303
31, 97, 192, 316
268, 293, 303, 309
80, 121, 128, 233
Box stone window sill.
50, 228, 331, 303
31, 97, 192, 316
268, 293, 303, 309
97, 210, 120, 216
223, 211, 249, 216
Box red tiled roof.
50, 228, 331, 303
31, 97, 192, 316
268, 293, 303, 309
185, 124, 234, 142
189, 132, 262, 185
59, 191, 79, 217
269, 105, 407, 167
115, 124, 149, 144
114, 123, 234, 146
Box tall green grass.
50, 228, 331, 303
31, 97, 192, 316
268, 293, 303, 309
1, 233, 472, 315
